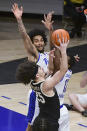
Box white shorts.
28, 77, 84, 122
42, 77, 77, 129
76, 94, 87, 107
59, 105, 70, 131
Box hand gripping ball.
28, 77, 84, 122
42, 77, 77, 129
51, 29, 70, 47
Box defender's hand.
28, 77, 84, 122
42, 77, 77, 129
12, 3, 23, 19
41, 11, 54, 31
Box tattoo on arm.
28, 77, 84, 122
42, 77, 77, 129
17, 18, 38, 60
17, 18, 28, 39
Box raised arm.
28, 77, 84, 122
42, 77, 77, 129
12, 3, 38, 61
43, 39, 69, 91
42, 12, 61, 73
41, 11, 54, 49
47, 49, 55, 75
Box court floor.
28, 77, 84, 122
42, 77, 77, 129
0, 16, 87, 131
0, 72, 87, 131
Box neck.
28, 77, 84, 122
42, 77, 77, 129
36, 77, 45, 83
38, 48, 44, 53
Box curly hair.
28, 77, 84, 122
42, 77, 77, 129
28, 29, 47, 46
16, 61, 38, 85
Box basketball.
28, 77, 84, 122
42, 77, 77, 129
84, 9, 87, 15
51, 29, 70, 47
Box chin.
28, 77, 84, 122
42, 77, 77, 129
38, 48, 44, 53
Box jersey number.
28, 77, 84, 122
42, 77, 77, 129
36, 92, 45, 104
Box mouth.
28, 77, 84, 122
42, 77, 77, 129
37, 46, 44, 50
37, 45, 43, 48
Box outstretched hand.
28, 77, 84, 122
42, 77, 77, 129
41, 11, 54, 31
55, 35, 69, 53
11, 3, 23, 19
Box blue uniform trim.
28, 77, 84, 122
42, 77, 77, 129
77, 123, 87, 128
37, 53, 40, 63
1, 96, 11, 100
60, 104, 63, 109
27, 91, 36, 123
18, 102, 27, 106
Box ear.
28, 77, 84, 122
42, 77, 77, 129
36, 73, 39, 79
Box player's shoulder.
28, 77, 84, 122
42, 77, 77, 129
30, 80, 44, 92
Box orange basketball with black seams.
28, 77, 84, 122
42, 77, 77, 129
52, 29, 70, 47
84, 9, 87, 15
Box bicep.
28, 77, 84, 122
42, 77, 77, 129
44, 71, 63, 90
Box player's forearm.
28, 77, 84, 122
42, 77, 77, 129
17, 18, 38, 59
17, 18, 28, 39
49, 30, 54, 50
48, 53, 54, 74
60, 51, 68, 73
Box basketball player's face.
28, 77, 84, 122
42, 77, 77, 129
33, 35, 45, 53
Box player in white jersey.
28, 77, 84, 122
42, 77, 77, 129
12, 3, 49, 64
57, 55, 80, 131
12, 3, 56, 78
55, 69, 72, 131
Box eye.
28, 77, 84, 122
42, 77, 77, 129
34, 40, 38, 43
41, 39, 44, 42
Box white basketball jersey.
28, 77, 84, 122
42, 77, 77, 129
55, 69, 72, 105
37, 52, 49, 73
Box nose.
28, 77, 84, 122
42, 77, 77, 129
39, 40, 43, 45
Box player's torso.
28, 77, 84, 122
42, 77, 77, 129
37, 52, 49, 73
55, 69, 72, 105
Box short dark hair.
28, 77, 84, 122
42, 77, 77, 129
28, 29, 47, 46
16, 61, 38, 85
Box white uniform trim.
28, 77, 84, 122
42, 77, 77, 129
37, 52, 49, 73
